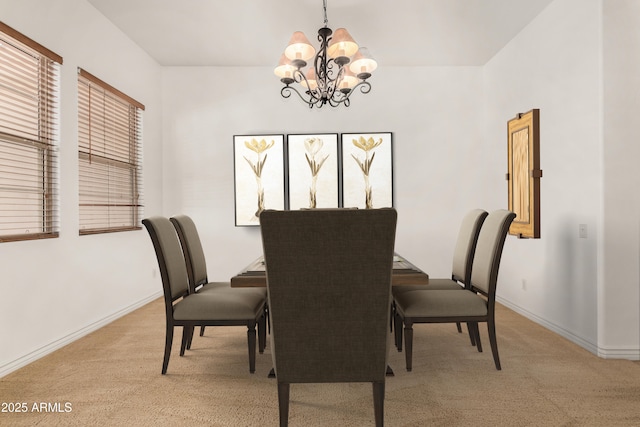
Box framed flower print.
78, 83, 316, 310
341, 132, 393, 209
286, 133, 339, 210
233, 135, 285, 226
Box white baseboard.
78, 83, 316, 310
0, 292, 162, 378
497, 296, 640, 361
596, 346, 640, 359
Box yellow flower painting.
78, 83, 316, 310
243, 138, 275, 218
351, 136, 383, 209
342, 133, 393, 209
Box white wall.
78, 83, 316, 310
601, 0, 640, 357
0, 0, 164, 376
161, 65, 489, 285
484, 0, 602, 352
485, 0, 640, 359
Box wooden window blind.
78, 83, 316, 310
78, 68, 144, 235
0, 22, 62, 242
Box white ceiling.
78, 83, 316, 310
86, 0, 554, 67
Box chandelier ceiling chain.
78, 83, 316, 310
322, 0, 328, 27
274, 0, 377, 108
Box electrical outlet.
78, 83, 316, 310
579, 224, 587, 239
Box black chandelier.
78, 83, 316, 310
274, 0, 377, 108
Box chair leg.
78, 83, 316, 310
456, 322, 462, 333
467, 322, 476, 346
389, 302, 395, 333
277, 382, 290, 427
186, 325, 195, 350
180, 326, 191, 356
199, 326, 206, 337
394, 311, 403, 351
258, 314, 266, 354
265, 303, 270, 335
162, 322, 173, 375
373, 381, 385, 427
472, 322, 483, 352
247, 320, 257, 373
404, 319, 414, 372
487, 320, 501, 370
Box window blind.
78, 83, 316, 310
0, 22, 61, 242
78, 69, 144, 235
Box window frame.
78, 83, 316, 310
77, 68, 145, 235
0, 22, 62, 243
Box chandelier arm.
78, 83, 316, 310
279, 85, 297, 100
326, 80, 372, 107
342, 81, 372, 98
281, 85, 317, 108
351, 80, 372, 95
327, 96, 344, 108
292, 69, 324, 105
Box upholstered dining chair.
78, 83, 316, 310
392, 209, 488, 348
393, 209, 515, 371
143, 216, 266, 374
170, 214, 268, 346
260, 208, 397, 427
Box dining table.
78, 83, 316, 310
230, 253, 429, 288
230, 253, 428, 378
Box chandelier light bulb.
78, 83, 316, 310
274, 54, 296, 81
349, 47, 377, 79
338, 68, 358, 93
327, 28, 359, 59
284, 31, 315, 63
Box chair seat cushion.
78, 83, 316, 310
173, 289, 265, 321
394, 289, 487, 319
195, 281, 230, 293
197, 281, 268, 298
393, 278, 463, 296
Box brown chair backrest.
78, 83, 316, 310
260, 208, 397, 384
451, 209, 488, 284
469, 209, 516, 297
170, 215, 209, 292
143, 216, 190, 303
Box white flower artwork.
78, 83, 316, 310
287, 134, 339, 210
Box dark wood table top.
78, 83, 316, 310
230, 254, 429, 288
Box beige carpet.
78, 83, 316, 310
1, 298, 640, 426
